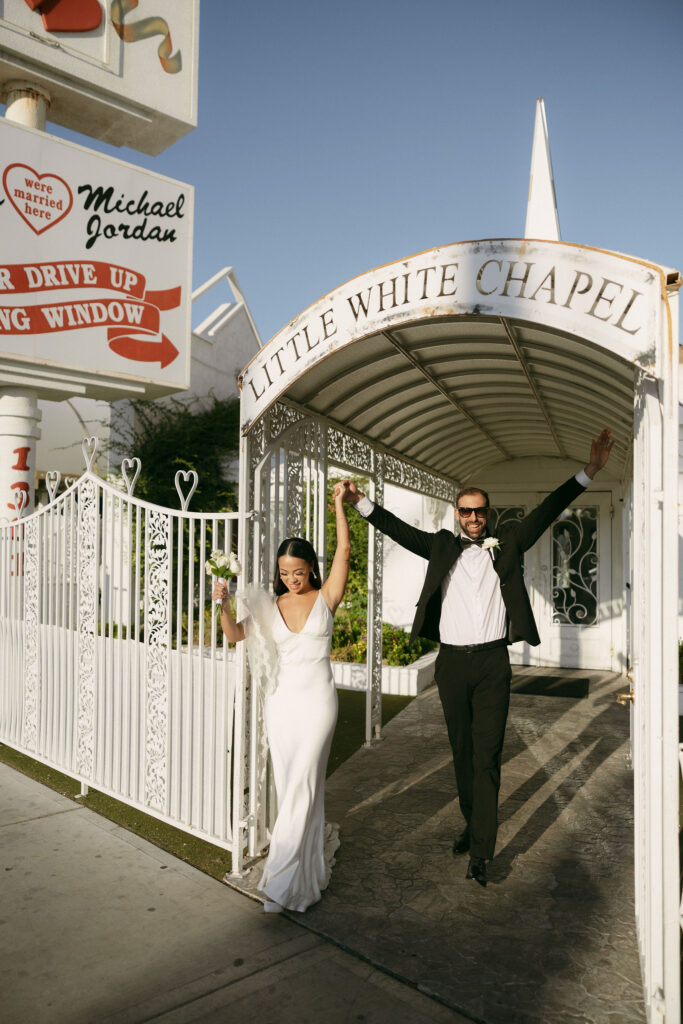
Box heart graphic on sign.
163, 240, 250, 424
2, 163, 73, 234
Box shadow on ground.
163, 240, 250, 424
230, 668, 644, 1024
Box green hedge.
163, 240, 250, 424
331, 599, 437, 667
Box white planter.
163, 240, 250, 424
332, 649, 437, 697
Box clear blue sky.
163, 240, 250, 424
28, 0, 683, 343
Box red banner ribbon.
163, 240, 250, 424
0, 260, 184, 302
107, 330, 179, 368
0, 261, 181, 367
0, 298, 160, 335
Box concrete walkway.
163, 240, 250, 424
0, 762, 468, 1023
232, 668, 645, 1024
2, 667, 644, 1023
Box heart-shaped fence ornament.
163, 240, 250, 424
121, 457, 141, 496
175, 470, 198, 511
14, 488, 29, 518
64, 476, 76, 490
82, 436, 98, 472
45, 470, 61, 502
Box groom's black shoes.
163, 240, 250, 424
466, 856, 487, 887
452, 826, 470, 856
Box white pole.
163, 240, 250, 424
2, 79, 51, 130
0, 388, 42, 518
0, 80, 51, 516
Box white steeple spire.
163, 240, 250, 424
524, 98, 560, 241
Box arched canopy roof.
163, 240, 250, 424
240, 239, 679, 484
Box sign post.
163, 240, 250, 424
0, 76, 51, 516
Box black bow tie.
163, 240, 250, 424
461, 537, 486, 547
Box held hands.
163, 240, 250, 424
211, 577, 243, 642
337, 479, 366, 504
584, 428, 614, 479
211, 579, 230, 604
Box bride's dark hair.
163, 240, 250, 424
273, 537, 322, 596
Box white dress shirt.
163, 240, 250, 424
355, 470, 592, 646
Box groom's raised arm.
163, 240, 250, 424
339, 480, 436, 561
515, 428, 615, 552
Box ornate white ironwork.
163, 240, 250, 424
174, 470, 198, 510
121, 458, 141, 496
268, 403, 303, 442
144, 509, 170, 812
285, 448, 304, 537
81, 436, 98, 472
368, 456, 384, 740
383, 452, 456, 503
76, 476, 98, 779
13, 488, 28, 519
327, 424, 374, 474
21, 519, 39, 752
551, 507, 598, 625
45, 470, 61, 503
248, 416, 266, 473
0, 464, 243, 864
490, 505, 525, 533
247, 403, 391, 766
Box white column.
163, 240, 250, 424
0, 388, 42, 518
0, 80, 51, 515
2, 79, 51, 130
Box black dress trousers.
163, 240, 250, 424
435, 643, 511, 860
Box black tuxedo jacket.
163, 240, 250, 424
366, 475, 586, 646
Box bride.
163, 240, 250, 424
212, 483, 350, 912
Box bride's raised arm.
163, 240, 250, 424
322, 484, 351, 614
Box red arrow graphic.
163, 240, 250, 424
109, 333, 179, 368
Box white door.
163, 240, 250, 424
491, 490, 614, 670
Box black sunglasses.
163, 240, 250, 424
456, 506, 489, 518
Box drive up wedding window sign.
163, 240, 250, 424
0, 0, 198, 517
0, 118, 193, 399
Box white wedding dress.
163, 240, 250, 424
259, 590, 339, 912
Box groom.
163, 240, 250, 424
340, 429, 613, 888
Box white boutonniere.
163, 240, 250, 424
482, 537, 500, 551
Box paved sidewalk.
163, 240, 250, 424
2, 667, 644, 1024
0, 762, 468, 1024
233, 668, 645, 1024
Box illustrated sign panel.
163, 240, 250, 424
0, 117, 192, 398
0, 0, 198, 154
240, 239, 667, 430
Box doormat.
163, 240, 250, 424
511, 675, 590, 699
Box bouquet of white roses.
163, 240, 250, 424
205, 549, 242, 611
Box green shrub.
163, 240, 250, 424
382, 622, 437, 666
331, 607, 437, 666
